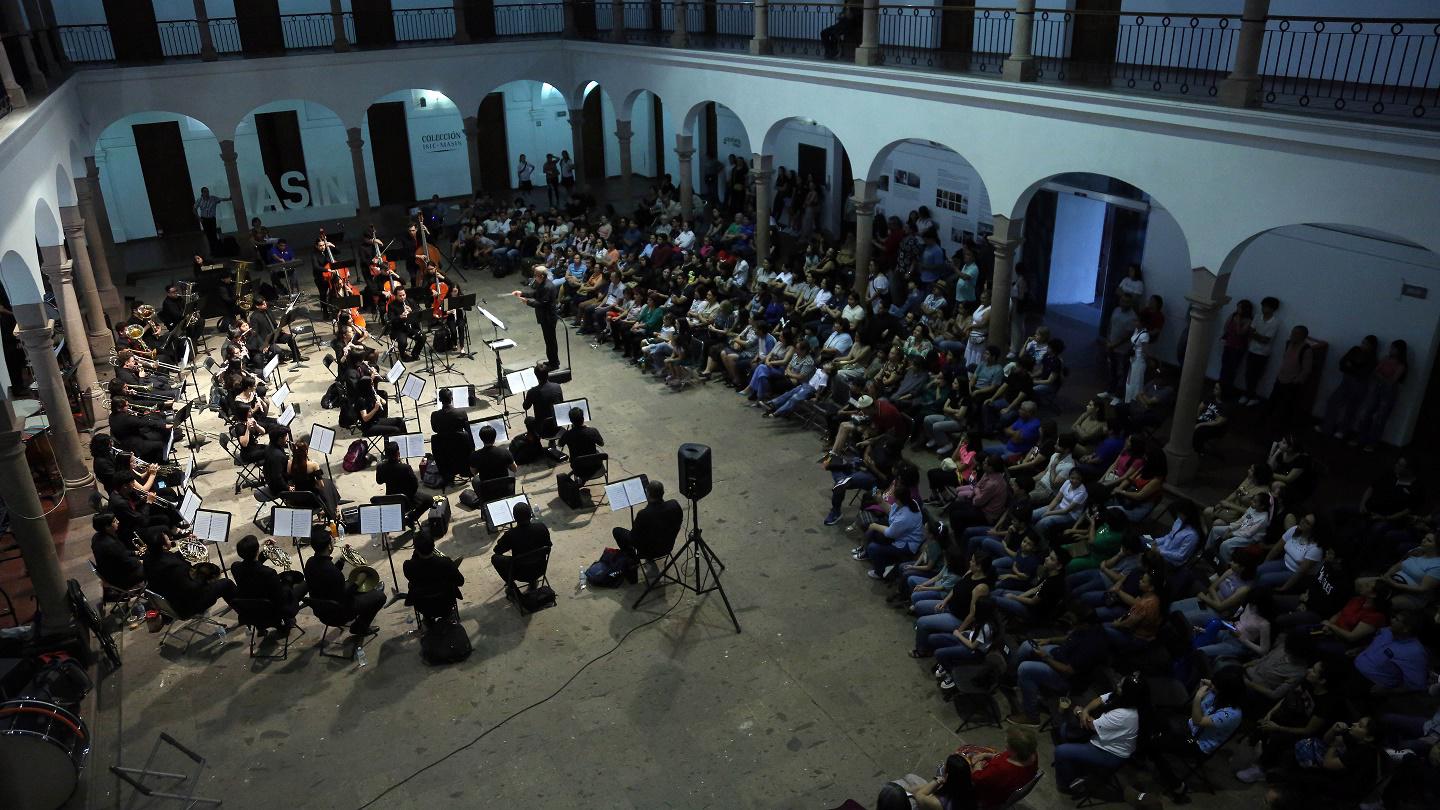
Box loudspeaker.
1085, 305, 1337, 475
677, 443, 712, 500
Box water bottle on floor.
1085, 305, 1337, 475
578, 567, 587, 591
354, 646, 368, 669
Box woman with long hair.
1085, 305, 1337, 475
1054, 672, 1150, 794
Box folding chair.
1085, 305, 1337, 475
1073, 764, 1126, 808
252, 485, 276, 531
797, 376, 849, 433
503, 547, 553, 615
88, 561, 145, 620
144, 590, 228, 653
1160, 729, 1237, 798
995, 769, 1044, 809
569, 452, 610, 505
950, 650, 1007, 732
219, 434, 264, 495
229, 597, 305, 660
306, 597, 363, 659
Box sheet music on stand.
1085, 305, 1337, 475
433, 385, 472, 411
468, 416, 509, 445
484, 494, 530, 528
310, 424, 335, 455
179, 342, 191, 370
271, 383, 291, 409
394, 432, 426, 459
178, 488, 203, 524
605, 475, 650, 512
192, 510, 232, 544
486, 339, 516, 351
505, 367, 538, 395
178, 450, 197, 489
277, 404, 297, 428
262, 354, 281, 381
400, 373, 427, 402
386, 361, 406, 385
477, 307, 506, 331
271, 507, 314, 538
553, 397, 591, 425
358, 503, 404, 535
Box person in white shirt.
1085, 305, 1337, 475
516, 155, 535, 192
1055, 675, 1146, 794
1032, 468, 1089, 535
1208, 491, 1272, 564
762, 363, 832, 418
819, 319, 855, 360
1241, 296, 1282, 405
866, 265, 889, 305
1029, 434, 1078, 504
674, 223, 696, 251
841, 292, 867, 331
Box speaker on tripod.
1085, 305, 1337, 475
677, 443, 712, 500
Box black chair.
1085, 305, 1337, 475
797, 376, 849, 433
219, 434, 264, 495
474, 477, 517, 533
306, 597, 361, 659
503, 547, 553, 615
569, 452, 610, 504
405, 589, 459, 628
950, 650, 1007, 732
278, 489, 338, 530
252, 485, 276, 531
229, 597, 304, 660
537, 416, 568, 463
88, 561, 145, 620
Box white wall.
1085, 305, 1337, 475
692, 104, 752, 199
1048, 193, 1106, 305
497, 81, 573, 189
767, 120, 846, 236
95, 112, 229, 240
872, 140, 992, 257
235, 101, 354, 228
357, 90, 469, 206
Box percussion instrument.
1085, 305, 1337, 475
0, 699, 90, 810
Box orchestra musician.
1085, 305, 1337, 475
330, 323, 365, 364
303, 532, 384, 638
144, 527, 236, 618
91, 511, 145, 590
267, 238, 295, 266
109, 396, 175, 464
512, 265, 561, 369
248, 217, 272, 261
335, 306, 371, 346
521, 362, 564, 438
402, 531, 464, 626
225, 320, 264, 371
229, 412, 267, 464
313, 228, 340, 299
356, 373, 404, 437
114, 349, 180, 402
491, 502, 552, 596
611, 480, 684, 580
231, 378, 276, 430
376, 441, 430, 524
386, 288, 424, 362
160, 280, 203, 345
249, 297, 303, 363
262, 427, 291, 496
217, 266, 243, 333
218, 353, 267, 399
287, 437, 326, 495
231, 534, 306, 624
429, 387, 473, 485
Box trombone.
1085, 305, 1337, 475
109, 347, 185, 376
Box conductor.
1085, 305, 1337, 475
613, 480, 684, 581
511, 265, 560, 369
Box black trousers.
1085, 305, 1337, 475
613, 527, 674, 561
492, 553, 539, 588
538, 316, 559, 367
345, 589, 385, 633
200, 217, 220, 253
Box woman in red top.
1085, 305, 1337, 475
968, 726, 1040, 808
946, 455, 1009, 531
1219, 299, 1254, 398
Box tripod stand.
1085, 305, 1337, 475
633, 497, 740, 633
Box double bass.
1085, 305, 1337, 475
412, 218, 440, 286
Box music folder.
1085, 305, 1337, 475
605, 475, 650, 512
486, 338, 516, 351
434, 384, 473, 410
179, 487, 203, 524
359, 502, 404, 535
192, 510, 232, 544
553, 397, 591, 425
477, 306, 506, 331
386, 360, 406, 384
271, 383, 291, 408
400, 374, 427, 402
395, 432, 426, 459
262, 354, 281, 380
271, 507, 313, 538
484, 494, 530, 528
310, 424, 335, 455
504, 367, 538, 395
468, 416, 509, 445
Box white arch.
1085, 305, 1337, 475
0, 250, 43, 306
54, 165, 77, 208
34, 199, 62, 248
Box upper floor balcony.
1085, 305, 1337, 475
5, 1, 1436, 129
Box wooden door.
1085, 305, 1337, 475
102, 0, 162, 63
255, 110, 309, 208
464, 0, 496, 40
476, 93, 510, 193
582, 89, 605, 181
238, 0, 285, 54
353, 0, 396, 48
131, 121, 198, 236
366, 101, 415, 205
940, 0, 974, 52
651, 95, 665, 179
1072, 0, 1121, 66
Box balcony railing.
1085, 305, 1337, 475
48, 3, 1440, 125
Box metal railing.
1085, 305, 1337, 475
48, 4, 1440, 125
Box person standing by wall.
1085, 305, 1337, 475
1242, 296, 1282, 406
1265, 325, 1314, 431
543, 154, 561, 208
194, 186, 230, 255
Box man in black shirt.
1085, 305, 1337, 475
143, 530, 235, 618
110, 397, 172, 463
262, 428, 290, 495
403, 531, 465, 624
559, 407, 605, 480
468, 424, 517, 502
230, 534, 305, 621
492, 502, 551, 591
512, 265, 560, 369
429, 387, 474, 483
613, 480, 684, 566
521, 363, 564, 438
91, 512, 145, 589
375, 441, 429, 524
303, 533, 384, 636
1005, 607, 1110, 726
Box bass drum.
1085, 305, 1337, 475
0, 699, 90, 810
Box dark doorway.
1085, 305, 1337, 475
576, 0, 597, 36
581, 89, 605, 181
463, 0, 496, 40
1024, 185, 1148, 335
353, 0, 396, 48
102, 0, 162, 62
797, 143, 826, 189
939, 0, 975, 68
475, 93, 510, 194
366, 101, 415, 205
237, 0, 285, 54
131, 121, 199, 236
649, 0, 664, 32
255, 110, 309, 209
651, 95, 665, 179
1072, 0, 1121, 77
702, 1, 717, 36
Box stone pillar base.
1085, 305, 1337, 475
1217, 77, 1261, 108
854, 45, 882, 66
1164, 446, 1202, 486
749, 37, 771, 55
64, 480, 98, 517
1003, 56, 1037, 82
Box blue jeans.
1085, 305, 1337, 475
1009, 642, 1071, 716
915, 611, 961, 650
1105, 624, 1152, 653
1170, 596, 1219, 629
1253, 559, 1297, 591
911, 589, 946, 607
992, 594, 1033, 619
1055, 742, 1126, 788
829, 470, 876, 514
1068, 569, 1108, 594
966, 533, 1009, 560
935, 642, 985, 670
1197, 637, 1250, 662
1032, 506, 1080, 536
1107, 498, 1156, 524
768, 383, 816, 416
866, 541, 914, 577
747, 364, 782, 399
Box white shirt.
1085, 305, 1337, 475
1090, 693, 1140, 759
675, 229, 696, 250
805, 367, 829, 390
1249, 313, 1281, 356
841, 303, 866, 326
1054, 478, 1088, 514
1281, 527, 1323, 573
1117, 276, 1145, 300
867, 274, 889, 301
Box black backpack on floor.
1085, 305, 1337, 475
420, 618, 471, 665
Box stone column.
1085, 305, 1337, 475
331, 0, 350, 52
567, 108, 588, 192
193, 0, 217, 60
453, 0, 471, 44
751, 153, 774, 266
670, 0, 688, 48
59, 206, 116, 371
1165, 269, 1231, 484
851, 179, 878, 296
21, 0, 59, 80
347, 127, 372, 221
1218, 0, 1271, 108
987, 215, 1021, 353
39, 246, 103, 431
855, 0, 881, 66
611, 0, 626, 43
0, 36, 26, 110
3, 0, 46, 94
615, 119, 634, 202
14, 307, 96, 516
0, 400, 71, 634
749, 0, 770, 55
675, 134, 694, 215
80, 157, 125, 325
217, 139, 248, 237
462, 116, 482, 194
1002, 0, 1037, 82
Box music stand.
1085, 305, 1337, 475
633, 496, 740, 633
370, 493, 413, 589
192, 509, 233, 575
309, 424, 337, 480
359, 501, 405, 590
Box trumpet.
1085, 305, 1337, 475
262, 538, 292, 569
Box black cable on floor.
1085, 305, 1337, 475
354, 593, 684, 809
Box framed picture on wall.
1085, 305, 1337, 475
936, 188, 968, 214
894, 169, 921, 188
